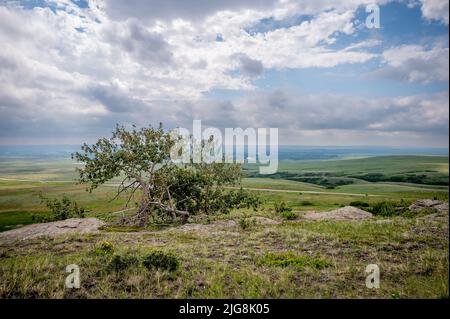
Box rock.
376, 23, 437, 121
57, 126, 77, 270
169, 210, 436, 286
375, 219, 393, 224
303, 206, 373, 221
408, 200, 449, 214
252, 216, 281, 225
0, 218, 106, 242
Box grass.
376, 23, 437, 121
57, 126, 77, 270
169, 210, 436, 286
0, 216, 447, 298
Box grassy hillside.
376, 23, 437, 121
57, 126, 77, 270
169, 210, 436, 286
0, 155, 448, 298
245, 156, 449, 187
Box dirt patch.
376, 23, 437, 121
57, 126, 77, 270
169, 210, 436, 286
0, 218, 106, 243
409, 199, 449, 214
303, 206, 373, 221
175, 216, 280, 234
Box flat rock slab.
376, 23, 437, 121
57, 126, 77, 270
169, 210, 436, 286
409, 200, 449, 213
303, 206, 373, 221
0, 218, 106, 242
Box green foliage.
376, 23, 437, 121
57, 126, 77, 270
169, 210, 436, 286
281, 210, 298, 220
274, 201, 292, 214
370, 201, 398, 217
107, 254, 140, 272
73, 124, 260, 226
238, 217, 257, 230
299, 200, 313, 206
142, 251, 180, 272
94, 241, 114, 255
33, 194, 86, 223
259, 252, 330, 270
274, 201, 297, 220
349, 201, 371, 209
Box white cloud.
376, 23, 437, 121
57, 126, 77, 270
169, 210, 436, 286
0, 0, 448, 146
369, 44, 449, 83
420, 0, 449, 25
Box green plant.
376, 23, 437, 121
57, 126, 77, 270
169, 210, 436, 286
73, 124, 260, 226
238, 217, 257, 230
33, 194, 86, 223
370, 201, 396, 216
275, 201, 297, 220
142, 251, 180, 272
299, 200, 313, 206
349, 201, 370, 208
281, 210, 298, 220
94, 241, 114, 255
274, 201, 292, 214
107, 254, 140, 272
258, 252, 330, 270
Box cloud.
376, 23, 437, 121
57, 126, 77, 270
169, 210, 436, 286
103, 0, 278, 23
369, 44, 449, 83
420, 0, 449, 25
102, 18, 174, 66
232, 53, 264, 77
0, 0, 448, 147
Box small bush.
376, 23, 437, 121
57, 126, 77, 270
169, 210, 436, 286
108, 254, 140, 272
281, 210, 298, 220
370, 201, 398, 217
370, 200, 412, 217
275, 201, 298, 220
349, 201, 370, 208
143, 251, 180, 272
33, 194, 86, 223
239, 217, 257, 230
94, 241, 114, 255
299, 201, 313, 206
274, 201, 292, 214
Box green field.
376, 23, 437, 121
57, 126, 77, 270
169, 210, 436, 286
0, 155, 448, 298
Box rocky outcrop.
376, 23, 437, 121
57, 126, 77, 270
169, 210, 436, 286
409, 200, 449, 214
0, 218, 106, 242
303, 206, 373, 221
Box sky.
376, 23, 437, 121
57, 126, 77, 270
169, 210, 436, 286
0, 0, 448, 146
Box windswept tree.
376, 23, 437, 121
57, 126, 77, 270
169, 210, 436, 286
73, 124, 259, 227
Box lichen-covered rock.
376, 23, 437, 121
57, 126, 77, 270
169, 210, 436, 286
409, 200, 449, 213
303, 206, 373, 221
0, 218, 105, 242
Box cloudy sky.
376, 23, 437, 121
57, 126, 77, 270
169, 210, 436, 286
0, 0, 448, 146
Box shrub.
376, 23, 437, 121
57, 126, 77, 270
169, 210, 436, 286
95, 241, 114, 255
108, 254, 140, 272
281, 210, 298, 220
142, 251, 180, 272
274, 201, 292, 214
275, 201, 298, 220
238, 217, 257, 230
349, 201, 370, 209
33, 194, 86, 223
370, 201, 397, 217
299, 201, 313, 206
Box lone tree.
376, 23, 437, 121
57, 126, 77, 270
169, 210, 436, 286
73, 124, 259, 226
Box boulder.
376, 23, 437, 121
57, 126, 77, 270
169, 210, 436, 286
0, 218, 106, 242
303, 206, 373, 221
408, 200, 449, 214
